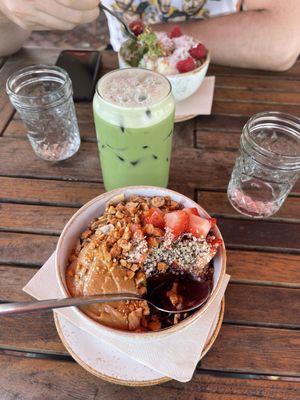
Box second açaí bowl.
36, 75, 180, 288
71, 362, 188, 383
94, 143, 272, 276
55, 186, 226, 342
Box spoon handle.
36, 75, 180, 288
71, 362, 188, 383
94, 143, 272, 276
99, 4, 135, 39
0, 293, 142, 316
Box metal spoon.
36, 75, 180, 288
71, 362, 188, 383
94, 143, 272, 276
99, 4, 136, 40
0, 288, 210, 316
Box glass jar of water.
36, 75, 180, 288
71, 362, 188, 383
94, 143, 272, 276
228, 112, 300, 218
6, 65, 80, 161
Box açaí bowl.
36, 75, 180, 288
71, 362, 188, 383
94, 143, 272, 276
55, 186, 226, 342
118, 50, 210, 102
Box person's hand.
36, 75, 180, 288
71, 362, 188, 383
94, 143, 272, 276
0, 0, 100, 31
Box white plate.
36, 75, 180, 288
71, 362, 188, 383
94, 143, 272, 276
54, 299, 224, 387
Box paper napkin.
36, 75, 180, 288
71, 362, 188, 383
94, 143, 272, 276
24, 252, 229, 382
175, 76, 215, 118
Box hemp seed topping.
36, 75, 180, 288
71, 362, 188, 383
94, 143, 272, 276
143, 233, 215, 278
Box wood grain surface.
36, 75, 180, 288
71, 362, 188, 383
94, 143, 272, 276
0, 48, 299, 399
1, 354, 299, 400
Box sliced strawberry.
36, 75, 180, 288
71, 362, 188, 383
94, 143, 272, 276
208, 237, 222, 247
168, 26, 182, 38
129, 20, 144, 36
183, 207, 200, 216
143, 207, 165, 229
176, 57, 196, 73
208, 217, 217, 228
189, 43, 207, 60
164, 210, 189, 237
187, 214, 211, 238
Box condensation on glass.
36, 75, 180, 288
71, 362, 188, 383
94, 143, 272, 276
6, 65, 81, 161
228, 112, 300, 218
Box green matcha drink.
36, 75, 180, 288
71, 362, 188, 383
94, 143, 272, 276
93, 68, 175, 190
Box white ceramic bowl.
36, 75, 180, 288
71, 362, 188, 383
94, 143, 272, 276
55, 186, 226, 342
118, 51, 210, 102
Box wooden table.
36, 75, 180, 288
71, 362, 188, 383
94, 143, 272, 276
0, 47, 299, 399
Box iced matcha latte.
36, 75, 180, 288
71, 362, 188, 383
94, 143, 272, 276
93, 68, 175, 190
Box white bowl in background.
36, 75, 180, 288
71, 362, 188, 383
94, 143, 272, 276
55, 186, 226, 342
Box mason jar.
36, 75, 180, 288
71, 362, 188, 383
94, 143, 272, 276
228, 112, 300, 218
6, 65, 81, 161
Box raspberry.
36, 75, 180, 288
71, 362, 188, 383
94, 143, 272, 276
189, 43, 207, 60
129, 20, 144, 36
176, 57, 196, 73
168, 26, 182, 38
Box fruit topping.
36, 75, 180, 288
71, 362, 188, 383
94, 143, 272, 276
129, 20, 144, 36
187, 214, 211, 238
183, 207, 200, 216
189, 43, 207, 60
208, 217, 217, 228
164, 210, 189, 237
176, 56, 196, 73
168, 26, 182, 38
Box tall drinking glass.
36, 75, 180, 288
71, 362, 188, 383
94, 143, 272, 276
228, 112, 300, 218
93, 68, 175, 190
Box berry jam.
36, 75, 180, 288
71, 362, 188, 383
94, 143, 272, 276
146, 272, 211, 312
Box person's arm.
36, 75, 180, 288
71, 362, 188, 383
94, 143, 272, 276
0, 0, 100, 57
155, 0, 300, 71
0, 12, 31, 57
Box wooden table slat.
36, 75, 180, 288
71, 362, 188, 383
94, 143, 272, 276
212, 100, 300, 117
208, 59, 300, 80
1, 353, 299, 400
214, 87, 300, 104
215, 74, 300, 92
0, 313, 299, 376
1, 137, 299, 194
226, 250, 300, 287
1, 202, 299, 252
0, 176, 105, 207
0, 232, 57, 267
197, 190, 300, 222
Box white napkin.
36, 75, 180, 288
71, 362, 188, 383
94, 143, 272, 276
23, 252, 229, 382
175, 76, 215, 118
